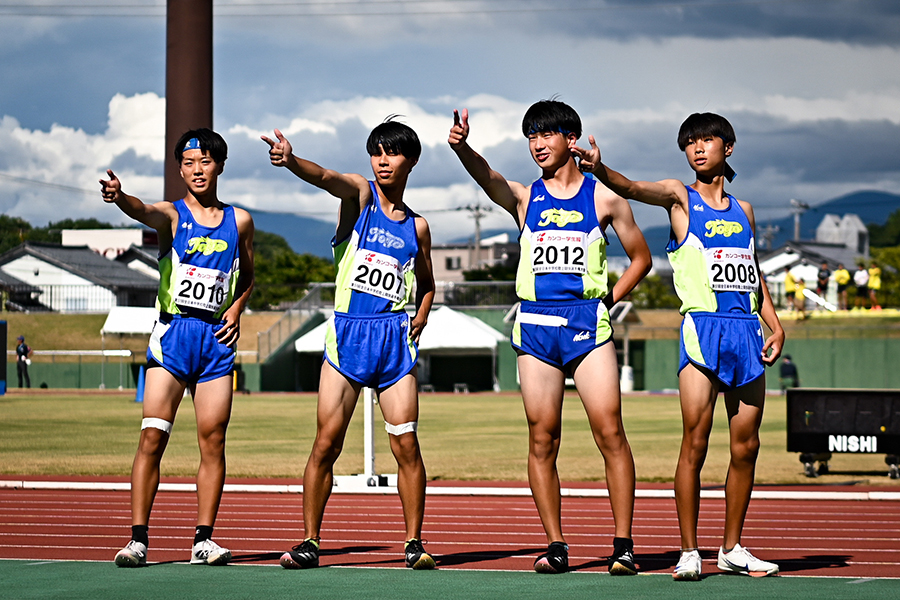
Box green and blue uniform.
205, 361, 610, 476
512, 177, 612, 367
147, 199, 240, 383
669, 186, 764, 388
325, 182, 419, 389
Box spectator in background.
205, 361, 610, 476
853, 264, 869, 310
868, 261, 882, 310
834, 263, 850, 310
815, 262, 831, 299
794, 278, 807, 320
15, 335, 32, 388
784, 269, 796, 311
779, 355, 799, 393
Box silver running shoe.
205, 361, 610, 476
672, 549, 701, 581
191, 539, 232, 566
114, 540, 147, 568
717, 544, 779, 577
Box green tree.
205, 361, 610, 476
251, 230, 334, 310
869, 209, 900, 248
870, 246, 900, 308
629, 274, 681, 309
0, 215, 33, 255
26, 218, 115, 244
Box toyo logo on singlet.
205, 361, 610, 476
186, 236, 229, 255
537, 209, 584, 228
704, 220, 743, 238
366, 227, 405, 249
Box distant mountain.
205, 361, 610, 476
237, 205, 335, 258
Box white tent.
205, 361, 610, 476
100, 306, 158, 389
294, 306, 506, 389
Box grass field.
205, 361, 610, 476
1, 389, 896, 485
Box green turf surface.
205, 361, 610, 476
1, 560, 894, 600
1, 390, 896, 484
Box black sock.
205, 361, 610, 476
132, 525, 149, 546
613, 537, 633, 552
194, 525, 214, 544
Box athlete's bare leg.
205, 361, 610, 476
722, 376, 765, 550
192, 374, 234, 527
572, 343, 635, 539
302, 361, 362, 540
674, 363, 719, 550
130, 367, 186, 526
518, 353, 566, 544
379, 369, 426, 540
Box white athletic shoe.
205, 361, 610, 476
191, 539, 232, 566
672, 549, 701, 581
717, 544, 779, 577
114, 540, 147, 568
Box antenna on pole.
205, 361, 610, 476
789, 199, 810, 241
457, 204, 493, 268
758, 223, 780, 250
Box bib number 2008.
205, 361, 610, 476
706, 247, 758, 293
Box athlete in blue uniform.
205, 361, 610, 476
100, 129, 255, 568
450, 101, 651, 575
576, 113, 784, 580
262, 119, 436, 570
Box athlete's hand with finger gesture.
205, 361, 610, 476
448, 109, 470, 151
571, 135, 603, 174
761, 328, 784, 366
216, 305, 242, 348
261, 129, 293, 168
99, 169, 122, 203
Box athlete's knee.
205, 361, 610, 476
731, 436, 760, 465
138, 418, 172, 455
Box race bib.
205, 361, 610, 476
706, 247, 758, 292
349, 249, 406, 303
531, 230, 587, 274
175, 263, 230, 312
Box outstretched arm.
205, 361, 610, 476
216, 208, 255, 348
99, 169, 176, 233
605, 194, 652, 308
742, 200, 784, 365
409, 217, 436, 343
573, 135, 685, 209
262, 129, 369, 202
448, 109, 528, 225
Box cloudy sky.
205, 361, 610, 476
1, 0, 899, 245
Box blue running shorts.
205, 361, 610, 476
146, 313, 235, 384
679, 311, 765, 390
511, 298, 612, 368
324, 311, 417, 389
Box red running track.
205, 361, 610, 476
1, 481, 898, 578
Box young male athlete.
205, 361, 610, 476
574, 112, 785, 579
262, 119, 436, 570
449, 100, 651, 575
100, 128, 255, 567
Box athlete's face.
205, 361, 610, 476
683, 135, 733, 178
179, 149, 223, 196
528, 131, 577, 169
369, 145, 416, 187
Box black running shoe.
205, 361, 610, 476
404, 539, 436, 570
608, 538, 637, 575
280, 539, 319, 569
534, 541, 568, 574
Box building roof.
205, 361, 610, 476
760, 241, 865, 276
0, 241, 157, 289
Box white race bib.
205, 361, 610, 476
349, 249, 406, 303
531, 230, 587, 274
175, 264, 230, 312
705, 247, 758, 292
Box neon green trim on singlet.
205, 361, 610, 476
594, 302, 612, 343
515, 228, 537, 301
332, 234, 356, 313
156, 251, 180, 314
395, 266, 416, 312
668, 233, 718, 315
581, 229, 608, 300
214, 258, 240, 319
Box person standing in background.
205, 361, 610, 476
15, 335, 32, 388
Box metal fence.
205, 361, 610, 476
1, 284, 155, 313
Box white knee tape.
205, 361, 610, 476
384, 421, 417, 436
141, 418, 173, 435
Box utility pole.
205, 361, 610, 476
790, 198, 810, 241
164, 0, 213, 202
458, 204, 492, 269
758, 223, 780, 250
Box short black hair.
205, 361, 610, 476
677, 113, 735, 151
521, 99, 582, 139
174, 128, 228, 164
366, 117, 421, 161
